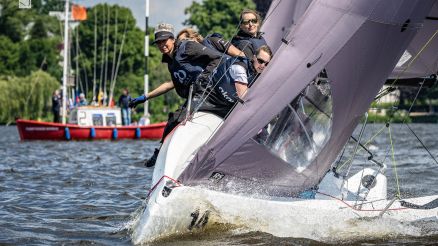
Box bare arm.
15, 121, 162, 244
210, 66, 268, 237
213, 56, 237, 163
227, 44, 245, 57
146, 81, 174, 99
235, 81, 248, 99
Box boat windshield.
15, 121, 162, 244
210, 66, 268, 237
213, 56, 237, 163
255, 75, 333, 172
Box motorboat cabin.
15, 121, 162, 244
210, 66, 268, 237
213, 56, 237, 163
68, 107, 122, 126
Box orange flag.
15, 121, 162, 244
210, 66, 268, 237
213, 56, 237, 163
72, 5, 87, 21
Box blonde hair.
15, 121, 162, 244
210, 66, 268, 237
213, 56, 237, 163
177, 28, 204, 42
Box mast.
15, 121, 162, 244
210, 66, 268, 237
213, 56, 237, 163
93, 10, 97, 103
61, 0, 69, 124
143, 0, 150, 124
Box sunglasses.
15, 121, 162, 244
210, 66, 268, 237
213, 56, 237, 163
242, 19, 258, 25
256, 57, 269, 65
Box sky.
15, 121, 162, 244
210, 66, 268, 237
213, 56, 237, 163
79, 0, 199, 32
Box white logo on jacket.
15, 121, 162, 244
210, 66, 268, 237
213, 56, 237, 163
173, 70, 187, 84
218, 87, 235, 103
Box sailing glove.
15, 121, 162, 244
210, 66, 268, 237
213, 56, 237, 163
128, 95, 147, 108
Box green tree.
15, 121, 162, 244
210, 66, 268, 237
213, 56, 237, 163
0, 0, 62, 78
0, 71, 60, 124
184, 0, 255, 39
30, 17, 48, 39
0, 36, 19, 75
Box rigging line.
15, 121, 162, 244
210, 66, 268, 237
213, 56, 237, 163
333, 145, 347, 170
103, 5, 111, 106
349, 136, 374, 159
405, 78, 426, 118
110, 8, 118, 89
393, 77, 437, 165
374, 86, 396, 101
75, 26, 84, 94
345, 113, 369, 178
316, 191, 408, 212
93, 9, 97, 102
99, 6, 106, 99
404, 123, 438, 165
354, 118, 377, 208
108, 8, 120, 105
388, 125, 401, 198
388, 28, 438, 88
337, 125, 386, 171
75, 38, 89, 95
109, 18, 129, 106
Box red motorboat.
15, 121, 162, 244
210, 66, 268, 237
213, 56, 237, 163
16, 107, 166, 141
16, 119, 166, 141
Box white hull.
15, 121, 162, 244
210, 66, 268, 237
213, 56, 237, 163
132, 185, 438, 244
131, 112, 438, 244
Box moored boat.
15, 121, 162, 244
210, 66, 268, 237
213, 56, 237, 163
16, 106, 166, 140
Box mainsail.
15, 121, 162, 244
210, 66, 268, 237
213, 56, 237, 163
179, 0, 437, 197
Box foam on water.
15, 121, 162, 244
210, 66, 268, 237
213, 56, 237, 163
129, 186, 438, 245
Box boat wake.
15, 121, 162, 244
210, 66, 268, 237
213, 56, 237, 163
127, 186, 437, 245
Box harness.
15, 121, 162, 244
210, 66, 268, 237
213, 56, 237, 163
232, 31, 267, 57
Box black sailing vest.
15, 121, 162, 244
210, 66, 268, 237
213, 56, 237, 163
202, 33, 224, 51
168, 40, 206, 98
200, 56, 256, 117
231, 31, 267, 57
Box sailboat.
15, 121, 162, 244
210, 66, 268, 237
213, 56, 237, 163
16, 0, 166, 141
131, 0, 438, 243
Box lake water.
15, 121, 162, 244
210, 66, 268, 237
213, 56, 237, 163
0, 124, 437, 245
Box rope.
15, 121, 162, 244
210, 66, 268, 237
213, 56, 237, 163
316, 191, 409, 212
109, 18, 129, 106
337, 125, 386, 171
398, 78, 438, 166
146, 175, 182, 199
404, 123, 438, 165
388, 125, 401, 198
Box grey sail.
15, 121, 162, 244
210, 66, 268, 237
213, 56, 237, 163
261, 0, 312, 53
390, 0, 438, 79
179, 0, 436, 197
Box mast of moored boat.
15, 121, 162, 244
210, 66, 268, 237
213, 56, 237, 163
61, 0, 70, 124
143, 0, 150, 124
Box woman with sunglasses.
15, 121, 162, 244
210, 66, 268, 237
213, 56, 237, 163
231, 9, 267, 58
